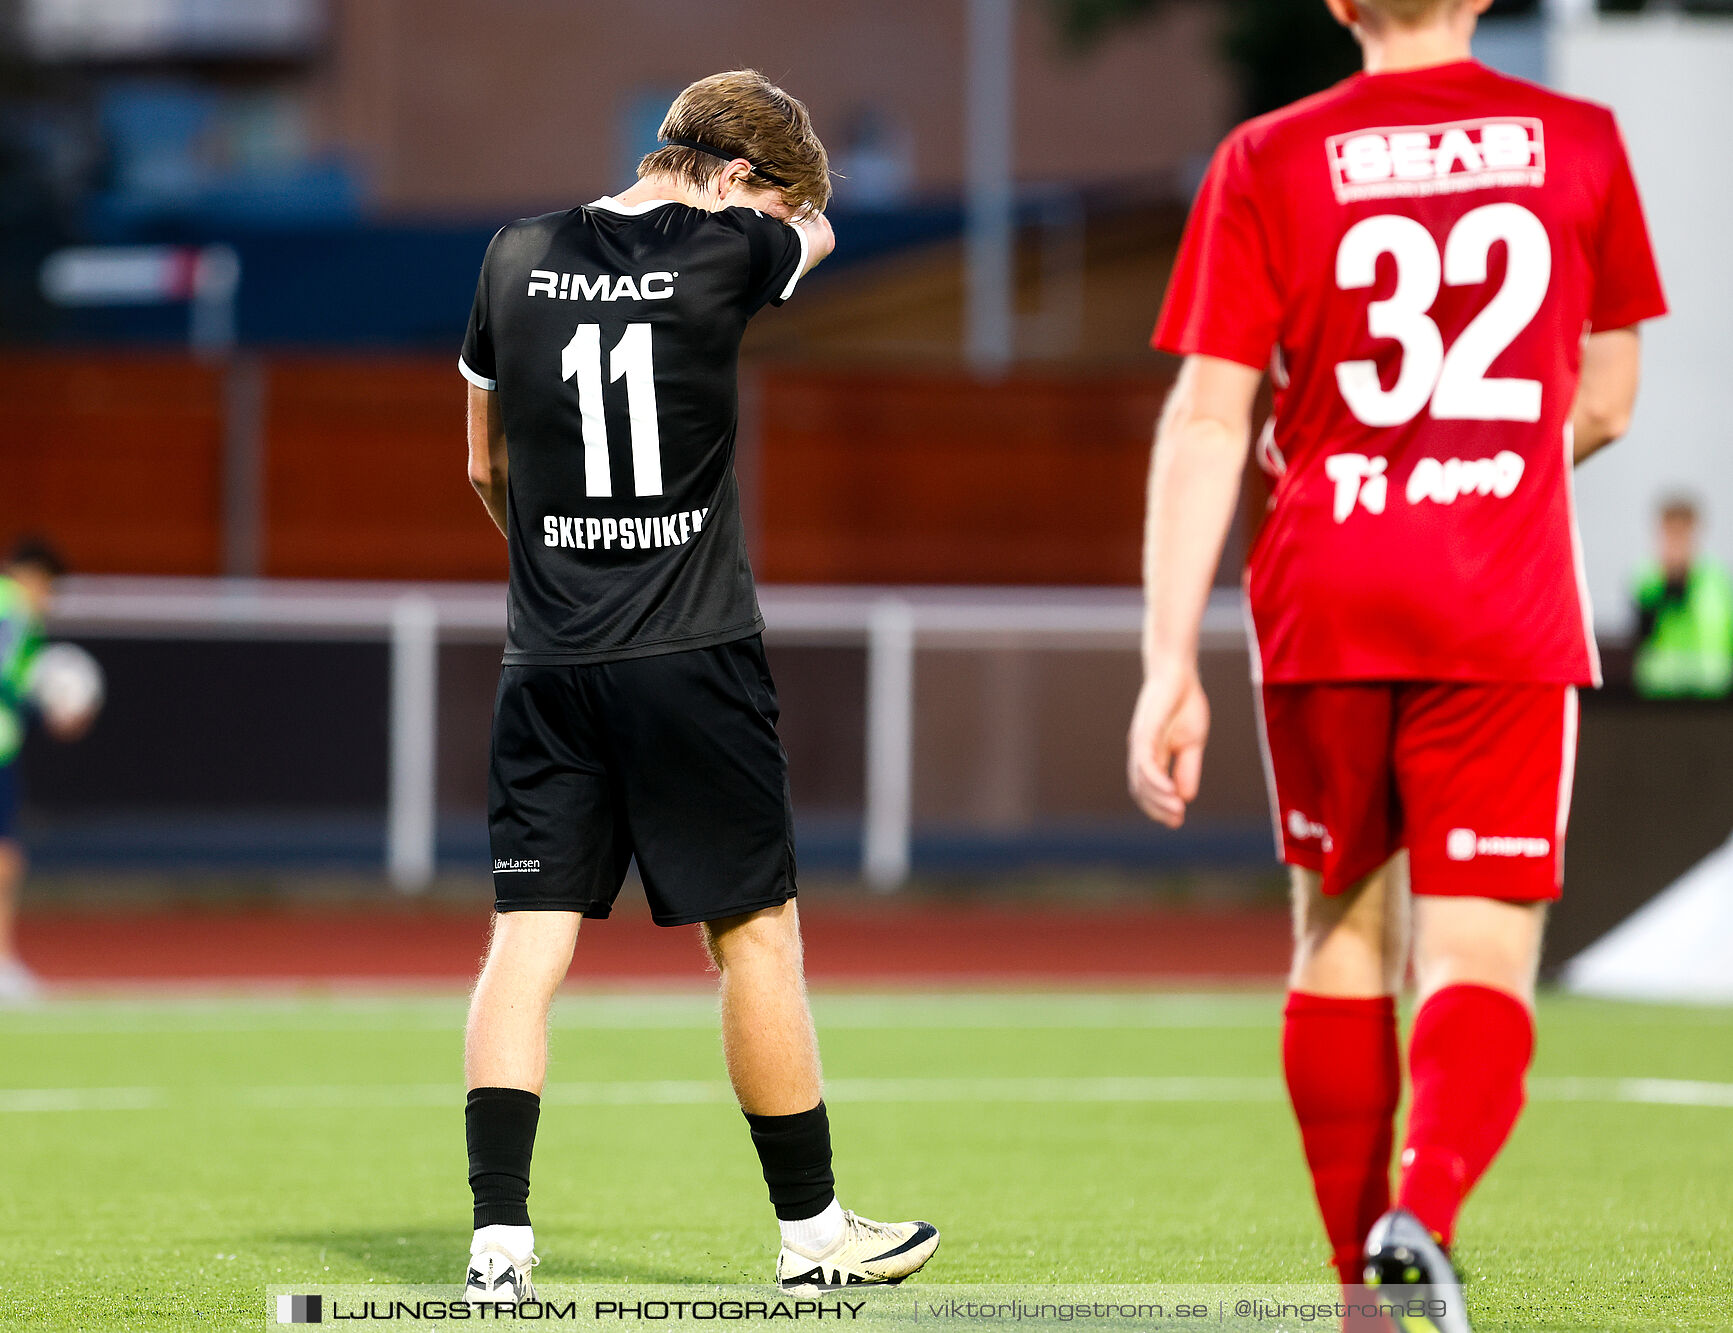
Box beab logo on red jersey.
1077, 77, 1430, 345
1326, 118, 1545, 203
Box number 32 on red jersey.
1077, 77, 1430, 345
1335, 202, 1550, 427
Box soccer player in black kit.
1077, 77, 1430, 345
457, 71, 938, 1302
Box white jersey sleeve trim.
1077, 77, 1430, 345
458, 357, 496, 391
779, 221, 811, 302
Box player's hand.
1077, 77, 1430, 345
1127, 665, 1210, 828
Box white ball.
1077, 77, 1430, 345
26, 642, 105, 730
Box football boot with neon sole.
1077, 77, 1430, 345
1362, 1208, 1470, 1333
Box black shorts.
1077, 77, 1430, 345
488, 634, 797, 926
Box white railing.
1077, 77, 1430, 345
49, 577, 1250, 889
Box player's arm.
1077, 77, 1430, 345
789, 210, 835, 278
1128, 355, 1262, 828
1571, 327, 1642, 466
727, 171, 835, 280
1576, 113, 1664, 465
467, 381, 509, 537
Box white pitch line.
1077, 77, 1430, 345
0, 1087, 164, 1112
1529, 1076, 1733, 1109
825, 1076, 1284, 1103
7, 1075, 1733, 1113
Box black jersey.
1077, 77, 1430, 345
461, 196, 807, 664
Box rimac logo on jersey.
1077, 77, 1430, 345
527, 270, 676, 301
1327, 118, 1545, 202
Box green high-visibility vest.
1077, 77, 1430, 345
0, 577, 44, 764
1632, 559, 1733, 700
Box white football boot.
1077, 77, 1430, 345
463, 1231, 538, 1305
776, 1211, 940, 1290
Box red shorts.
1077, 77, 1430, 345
1257, 682, 1578, 901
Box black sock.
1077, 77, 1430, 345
466, 1086, 541, 1229
744, 1101, 836, 1221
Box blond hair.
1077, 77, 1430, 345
637, 70, 831, 215
1356, 0, 1463, 25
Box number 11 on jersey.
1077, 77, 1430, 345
561, 322, 663, 498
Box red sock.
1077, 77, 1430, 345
1397, 983, 1535, 1248
1282, 991, 1401, 1288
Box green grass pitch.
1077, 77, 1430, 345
0, 990, 1728, 1330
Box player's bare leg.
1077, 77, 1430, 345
1289, 857, 1410, 998
459, 910, 580, 1304
1410, 896, 1545, 1008
1283, 859, 1408, 1320
465, 910, 582, 1094
0, 839, 38, 1004
703, 900, 822, 1114
703, 901, 939, 1289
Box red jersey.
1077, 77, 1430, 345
1152, 61, 1666, 685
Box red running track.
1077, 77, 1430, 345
17, 902, 1289, 985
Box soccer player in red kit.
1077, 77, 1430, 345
1129, 0, 1665, 1328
